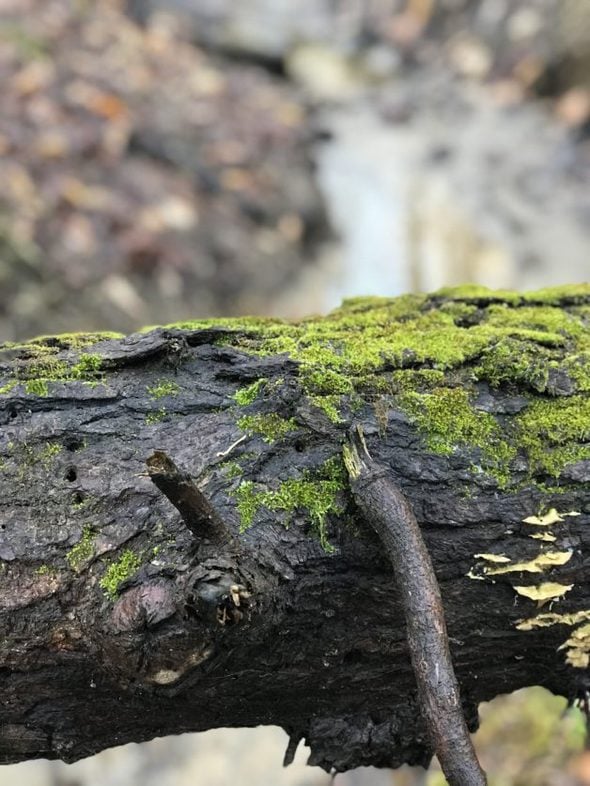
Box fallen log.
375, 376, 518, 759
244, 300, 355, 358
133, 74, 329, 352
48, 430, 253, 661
1, 284, 590, 774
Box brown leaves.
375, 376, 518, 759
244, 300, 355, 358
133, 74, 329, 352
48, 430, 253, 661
0, 0, 326, 339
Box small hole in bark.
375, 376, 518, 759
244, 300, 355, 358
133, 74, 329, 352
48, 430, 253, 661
8, 407, 18, 420
65, 467, 77, 482
64, 437, 84, 452
343, 649, 363, 665
72, 492, 84, 505
0, 524, 5, 530
294, 439, 305, 453
184, 603, 199, 620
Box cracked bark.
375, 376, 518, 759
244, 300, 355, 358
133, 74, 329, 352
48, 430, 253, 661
1, 292, 590, 774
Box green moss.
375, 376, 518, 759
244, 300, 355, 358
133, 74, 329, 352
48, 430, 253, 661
302, 369, 354, 396
438, 301, 479, 321
3, 350, 103, 397
564, 353, 590, 392
2, 333, 120, 355
434, 284, 523, 304
35, 565, 51, 575
399, 386, 590, 485
333, 292, 428, 319
399, 388, 495, 455
221, 460, 244, 480
433, 283, 590, 307
22, 441, 57, 466
25, 378, 49, 396
7, 285, 590, 492
70, 353, 102, 379
0, 381, 17, 395
145, 408, 167, 424
486, 303, 583, 336
237, 413, 297, 443
26, 332, 123, 348
151, 284, 590, 489
516, 396, 590, 477
390, 369, 446, 393
20, 357, 68, 385
213, 288, 583, 419
398, 387, 516, 486
99, 550, 141, 599
233, 378, 267, 405
235, 481, 259, 528
308, 394, 343, 423
522, 284, 590, 305
9, 441, 62, 475
235, 457, 347, 551
40, 443, 62, 464
147, 316, 279, 333
147, 379, 181, 400
66, 527, 95, 572
473, 339, 551, 391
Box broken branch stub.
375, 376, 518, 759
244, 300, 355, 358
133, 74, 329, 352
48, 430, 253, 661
146, 450, 237, 548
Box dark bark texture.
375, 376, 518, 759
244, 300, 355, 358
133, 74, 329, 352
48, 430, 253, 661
1, 286, 590, 773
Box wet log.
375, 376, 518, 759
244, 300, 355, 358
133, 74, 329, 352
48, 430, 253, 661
1, 284, 590, 773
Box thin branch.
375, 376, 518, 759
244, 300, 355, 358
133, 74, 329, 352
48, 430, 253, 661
343, 426, 487, 786
146, 450, 237, 548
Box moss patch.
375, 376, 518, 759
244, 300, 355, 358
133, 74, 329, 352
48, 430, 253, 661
564, 353, 590, 392
6, 284, 590, 492
434, 284, 523, 304
172, 284, 590, 432
99, 550, 141, 599
66, 527, 95, 572
399, 387, 516, 487
0, 380, 18, 395
237, 413, 297, 443
233, 378, 267, 405
235, 457, 347, 551
516, 396, 590, 477
221, 460, 244, 480
145, 408, 168, 425
22, 331, 123, 349
435, 283, 590, 305
147, 379, 181, 400
473, 338, 551, 391
24, 378, 49, 396
70, 353, 102, 378
0, 349, 104, 397
6, 441, 63, 478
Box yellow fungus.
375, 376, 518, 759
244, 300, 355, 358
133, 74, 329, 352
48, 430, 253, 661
513, 583, 573, 601
484, 550, 572, 575
517, 609, 590, 631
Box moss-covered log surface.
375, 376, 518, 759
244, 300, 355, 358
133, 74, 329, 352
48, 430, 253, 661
2, 284, 590, 772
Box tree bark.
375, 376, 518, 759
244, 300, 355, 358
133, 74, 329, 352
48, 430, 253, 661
1, 285, 590, 773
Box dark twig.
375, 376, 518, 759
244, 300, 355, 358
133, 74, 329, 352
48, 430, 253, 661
343, 426, 487, 786
282, 729, 302, 767
146, 450, 236, 548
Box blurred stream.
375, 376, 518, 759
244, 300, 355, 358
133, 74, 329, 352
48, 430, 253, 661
315, 109, 417, 307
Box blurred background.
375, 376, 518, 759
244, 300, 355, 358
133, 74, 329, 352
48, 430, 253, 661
1, 0, 589, 783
